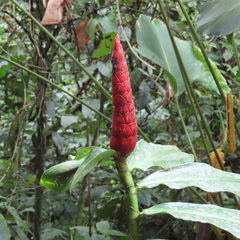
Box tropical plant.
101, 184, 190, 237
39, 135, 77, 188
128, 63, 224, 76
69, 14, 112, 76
0, 0, 239, 240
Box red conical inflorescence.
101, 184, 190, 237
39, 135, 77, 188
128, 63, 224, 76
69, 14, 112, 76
110, 34, 138, 157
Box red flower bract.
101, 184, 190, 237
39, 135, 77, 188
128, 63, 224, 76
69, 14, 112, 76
110, 34, 138, 157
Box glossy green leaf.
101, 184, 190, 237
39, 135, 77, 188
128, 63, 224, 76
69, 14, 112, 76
138, 163, 240, 196
0, 213, 10, 240
93, 32, 117, 58
197, 0, 240, 36
75, 146, 97, 160
70, 148, 116, 190
135, 15, 229, 95
40, 160, 84, 193
142, 202, 240, 238
127, 140, 194, 171
41, 148, 116, 193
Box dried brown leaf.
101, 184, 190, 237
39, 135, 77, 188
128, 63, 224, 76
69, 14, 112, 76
76, 20, 92, 49
41, 0, 72, 25
226, 91, 236, 153
162, 81, 174, 107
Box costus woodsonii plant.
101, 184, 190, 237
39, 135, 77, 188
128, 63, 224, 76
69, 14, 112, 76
110, 34, 138, 157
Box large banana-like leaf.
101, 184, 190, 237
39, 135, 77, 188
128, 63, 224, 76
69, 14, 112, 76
197, 0, 240, 36
136, 15, 230, 95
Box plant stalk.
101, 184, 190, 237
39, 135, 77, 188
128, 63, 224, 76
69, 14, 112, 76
229, 33, 240, 78
115, 156, 139, 240
175, 97, 198, 160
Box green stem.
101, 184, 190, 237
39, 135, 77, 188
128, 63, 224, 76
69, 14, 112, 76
0, 55, 111, 123
10, 0, 111, 100
138, 128, 151, 143
115, 156, 139, 240
175, 97, 198, 161
228, 33, 240, 78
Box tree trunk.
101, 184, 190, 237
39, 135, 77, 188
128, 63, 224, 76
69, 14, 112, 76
34, 57, 47, 240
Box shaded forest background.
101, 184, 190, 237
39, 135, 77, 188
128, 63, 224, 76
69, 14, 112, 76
0, 0, 239, 239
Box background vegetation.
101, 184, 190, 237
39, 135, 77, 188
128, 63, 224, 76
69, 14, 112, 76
0, 0, 239, 239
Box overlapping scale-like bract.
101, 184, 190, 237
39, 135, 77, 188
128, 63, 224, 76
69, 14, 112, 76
110, 35, 138, 157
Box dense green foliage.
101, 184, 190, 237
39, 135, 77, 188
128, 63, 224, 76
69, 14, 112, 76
0, 0, 239, 239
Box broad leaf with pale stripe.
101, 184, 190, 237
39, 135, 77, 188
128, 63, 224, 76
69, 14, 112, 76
142, 202, 240, 238
137, 163, 240, 196
127, 140, 194, 171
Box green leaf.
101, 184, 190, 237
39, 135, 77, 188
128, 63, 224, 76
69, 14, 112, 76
0, 213, 10, 240
93, 32, 117, 58
70, 148, 116, 190
60, 115, 78, 128
135, 81, 152, 109
193, 46, 230, 95
96, 221, 127, 237
41, 228, 67, 240
127, 140, 194, 171
46, 100, 55, 118
96, 221, 110, 234
70, 226, 102, 239
40, 160, 84, 193
52, 132, 64, 152
99, 13, 118, 34
142, 202, 240, 238
5, 205, 30, 232
197, 0, 240, 36
86, 19, 98, 42
135, 15, 229, 95
138, 163, 240, 197
97, 198, 121, 218
75, 146, 97, 160
97, 61, 111, 77
41, 148, 116, 193
82, 98, 100, 118
12, 226, 28, 240
0, 61, 10, 78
